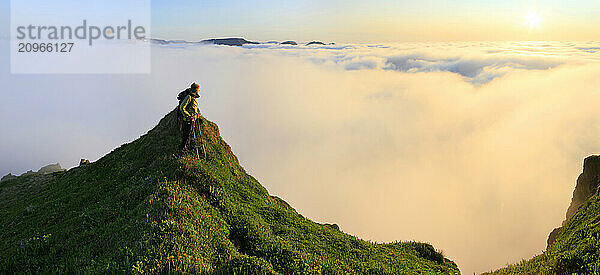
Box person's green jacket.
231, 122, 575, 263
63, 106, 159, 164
179, 94, 199, 121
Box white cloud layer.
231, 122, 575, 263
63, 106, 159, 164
2, 40, 600, 274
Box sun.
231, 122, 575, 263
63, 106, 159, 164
524, 11, 542, 30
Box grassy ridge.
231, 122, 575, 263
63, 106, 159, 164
0, 109, 459, 274
489, 190, 600, 274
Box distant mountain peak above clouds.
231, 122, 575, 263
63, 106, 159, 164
200, 38, 260, 46
147, 37, 334, 47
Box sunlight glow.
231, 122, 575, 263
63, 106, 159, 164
524, 11, 542, 30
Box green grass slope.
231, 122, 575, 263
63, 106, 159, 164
0, 109, 459, 274
489, 191, 600, 274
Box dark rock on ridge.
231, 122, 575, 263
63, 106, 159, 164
547, 155, 600, 248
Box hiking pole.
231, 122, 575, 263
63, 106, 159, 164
199, 123, 207, 159
192, 120, 200, 159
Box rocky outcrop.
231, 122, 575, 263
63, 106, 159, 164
280, 41, 297, 45
1, 163, 66, 182
564, 156, 600, 223
0, 163, 67, 181
547, 155, 600, 248
37, 163, 65, 174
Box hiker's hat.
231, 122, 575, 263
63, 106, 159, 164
190, 82, 200, 97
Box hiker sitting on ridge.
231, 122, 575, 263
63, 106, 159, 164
178, 82, 201, 154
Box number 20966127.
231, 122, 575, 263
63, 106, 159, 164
18, 42, 74, 53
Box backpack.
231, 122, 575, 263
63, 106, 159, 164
177, 88, 192, 103
176, 88, 192, 129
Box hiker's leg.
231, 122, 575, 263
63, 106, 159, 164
183, 121, 192, 148
180, 121, 192, 152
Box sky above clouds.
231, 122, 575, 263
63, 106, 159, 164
149, 0, 600, 42
1, 0, 600, 41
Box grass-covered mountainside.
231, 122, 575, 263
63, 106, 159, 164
490, 157, 600, 274
490, 194, 600, 274
0, 109, 459, 274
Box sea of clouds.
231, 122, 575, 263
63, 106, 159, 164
2, 40, 600, 274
